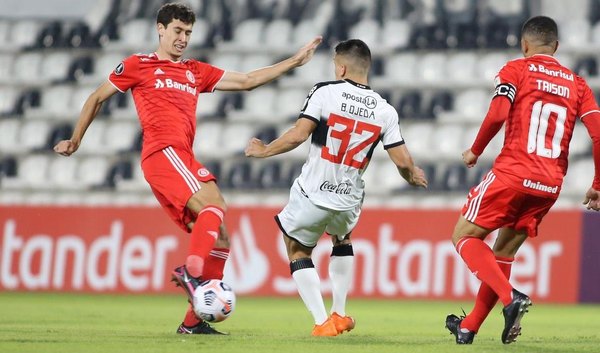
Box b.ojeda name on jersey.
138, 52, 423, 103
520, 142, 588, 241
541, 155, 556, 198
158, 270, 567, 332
340, 92, 376, 119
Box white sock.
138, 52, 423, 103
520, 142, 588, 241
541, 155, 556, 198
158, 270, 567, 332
329, 255, 354, 316
292, 268, 328, 325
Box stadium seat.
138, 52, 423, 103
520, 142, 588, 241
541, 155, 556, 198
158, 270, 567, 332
26, 85, 74, 119
396, 91, 423, 119
416, 53, 447, 82
19, 120, 51, 151
574, 57, 598, 77
0, 87, 19, 115
47, 156, 80, 190
40, 52, 72, 83
349, 19, 380, 49
188, 18, 211, 48
76, 119, 107, 155
438, 163, 469, 191
400, 123, 433, 161
78, 156, 110, 188
275, 88, 306, 120
256, 161, 286, 189
446, 52, 478, 82
431, 124, 465, 160
569, 123, 591, 157
197, 91, 224, 119
478, 52, 509, 81
0, 19, 10, 50
101, 159, 134, 188
380, 19, 411, 50
219, 124, 255, 156
104, 121, 139, 153
560, 20, 591, 49
194, 121, 224, 158
13, 52, 43, 84
0, 155, 17, 178
225, 19, 265, 48
110, 19, 152, 49
239, 54, 274, 75
263, 19, 293, 50
224, 159, 255, 189
208, 52, 242, 72
452, 89, 490, 122
9, 19, 43, 49
65, 56, 94, 82
563, 158, 592, 195
82, 53, 123, 84
386, 53, 418, 82
0, 54, 14, 84
15, 154, 50, 189
65, 22, 95, 48
0, 119, 21, 154
230, 87, 276, 121
426, 90, 454, 118
33, 21, 63, 49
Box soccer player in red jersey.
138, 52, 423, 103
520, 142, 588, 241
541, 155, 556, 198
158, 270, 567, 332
444, 16, 600, 345
54, 2, 321, 334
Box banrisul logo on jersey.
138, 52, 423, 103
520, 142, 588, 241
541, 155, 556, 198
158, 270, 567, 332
154, 78, 197, 96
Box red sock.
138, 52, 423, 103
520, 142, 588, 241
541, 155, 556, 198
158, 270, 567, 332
456, 237, 513, 306
183, 303, 201, 327
202, 248, 230, 280
188, 206, 224, 276
461, 256, 513, 332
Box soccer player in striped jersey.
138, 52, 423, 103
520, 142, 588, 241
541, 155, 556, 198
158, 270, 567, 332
245, 39, 428, 336
445, 16, 600, 345
54, 2, 321, 334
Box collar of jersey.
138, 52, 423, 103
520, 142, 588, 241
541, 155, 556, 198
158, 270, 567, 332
344, 79, 371, 90
530, 54, 559, 64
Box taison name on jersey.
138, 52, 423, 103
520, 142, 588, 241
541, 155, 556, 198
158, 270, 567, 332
154, 78, 197, 96
536, 79, 570, 98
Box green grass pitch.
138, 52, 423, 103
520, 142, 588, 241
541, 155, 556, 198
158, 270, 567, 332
1, 292, 599, 353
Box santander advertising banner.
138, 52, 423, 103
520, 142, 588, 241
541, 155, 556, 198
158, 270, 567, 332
0, 206, 596, 303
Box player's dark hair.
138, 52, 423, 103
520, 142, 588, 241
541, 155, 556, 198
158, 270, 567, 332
521, 16, 558, 46
334, 39, 371, 68
157, 3, 196, 27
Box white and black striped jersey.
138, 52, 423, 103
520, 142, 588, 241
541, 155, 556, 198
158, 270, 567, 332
296, 79, 404, 210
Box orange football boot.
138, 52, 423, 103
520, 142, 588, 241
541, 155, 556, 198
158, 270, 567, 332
311, 317, 338, 337
330, 312, 355, 334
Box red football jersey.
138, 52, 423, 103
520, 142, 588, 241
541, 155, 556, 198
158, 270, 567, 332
489, 54, 599, 198
108, 53, 224, 160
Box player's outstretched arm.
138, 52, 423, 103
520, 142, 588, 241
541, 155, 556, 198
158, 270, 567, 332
386, 145, 428, 188
245, 118, 317, 158
214, 36, 322, 91
54, 81, 119, 156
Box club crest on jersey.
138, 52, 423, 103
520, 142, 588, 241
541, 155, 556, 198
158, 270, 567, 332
186, 70, 195, 83
114, 62, 124, 75
197, 168, 210, 177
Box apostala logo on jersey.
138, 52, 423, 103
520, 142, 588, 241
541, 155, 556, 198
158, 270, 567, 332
154, 78, 197, 95
342, 92, 377, 109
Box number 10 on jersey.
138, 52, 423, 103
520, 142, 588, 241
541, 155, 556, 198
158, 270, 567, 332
527, 100, 567, 159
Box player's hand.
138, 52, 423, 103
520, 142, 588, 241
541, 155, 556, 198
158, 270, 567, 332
462, 149, 478, 168
409, 166, 428, 188
583, 187, 600, 211
245, 138, 267, 158
291, 36, 323, 67
53, 140, 79, 156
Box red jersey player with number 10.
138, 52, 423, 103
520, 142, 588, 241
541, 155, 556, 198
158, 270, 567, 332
54, 2, 322, 335
444, 16, 600, 345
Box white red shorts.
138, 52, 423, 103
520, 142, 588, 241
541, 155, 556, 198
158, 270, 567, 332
275, 180, 361, 248
462, 171, 556, 237
141, 146, 216, 232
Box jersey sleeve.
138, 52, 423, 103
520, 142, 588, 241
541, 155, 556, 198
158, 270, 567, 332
381, 107, 404, 149
108, 55, 141, 92
493, 60, 520, 104
578, 80, 600, 120
299, 83, 325, 124
193, 61, 225, 93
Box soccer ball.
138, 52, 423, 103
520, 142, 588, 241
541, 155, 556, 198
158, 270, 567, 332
192, 279, 236, 323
